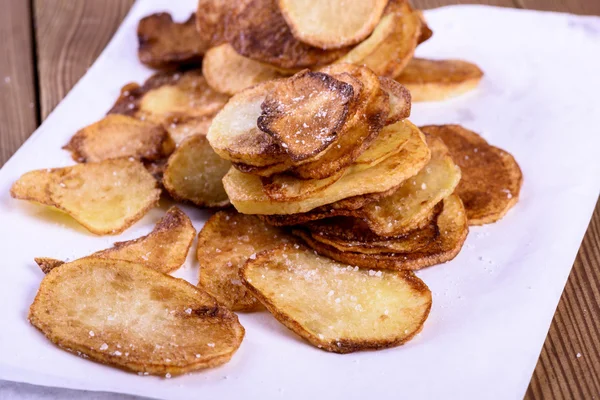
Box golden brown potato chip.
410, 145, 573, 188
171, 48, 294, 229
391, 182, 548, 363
29, 257, 244, 376
163, 135, 231, 208
34, 207, 195, 274
416, 11, 433, 44
11, 160, 160, 235
227, 0, 349, 69
64, 115, 174, 163
396, 58, 484, 102
258, 70, 354, 162
295, 194, 468, 270
379, 77, 411, 125
421, 125, 522, 225
335, 5, 421, 78
203, 44, 285, 96
261, 169, 345, 201
224, 126, 430, 214
164, 115, 215, 146
138, 13, 206, 69
242, 244, 431, 353
196, 0, 251, 47
291, 64, 389, 180
277, 0, 388, 49
197, 210, 296, 311
207, 80, 291, 167
353, 119, 414, 170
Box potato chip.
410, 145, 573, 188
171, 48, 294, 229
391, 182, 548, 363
227, 0, 349, 69
223, 126, 430, 214
396, 58, 484, 102
353, 119, 414, 170
335, 5, 422, 78
291, 64, 389, 180
295, 194, 468, 270
197, 210, 296, 311
138, 13, 206, 69
416, 11, 433, 44
258, 70, 354, 162
10, 169, 58, 206
196, 0, 251, 48
64, 115, 174, 163
379, 77, 411, 125
163, 135, 231, 208
29, 257, 244, 375
421, 125, 522, 225
277, 0, 388, 49
203, 44, 285, 96
34, 207, 195, 274
163, 115, 215, 146
261, 169, 345, 201
242, 244, 431, 352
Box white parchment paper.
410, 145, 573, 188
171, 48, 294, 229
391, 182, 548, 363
0, 1, 599, 399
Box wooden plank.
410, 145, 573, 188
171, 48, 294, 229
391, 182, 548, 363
516, 0, 600, 15
414, 0, 519, 8
34, 0, 135, 120
0, 0, 38, 167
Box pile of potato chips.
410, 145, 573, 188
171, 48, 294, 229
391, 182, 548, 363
9, 0, 522, 377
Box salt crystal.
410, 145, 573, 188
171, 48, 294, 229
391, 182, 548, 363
577, 353, 582, 358
421, 183, 427, 190
165, 373, 172, 379
335, 298, 341, 303
113, 351, 122, 356
89, 331, 95, 337
207, 343, 215, 347
99, 343, 108, 351
196, 354, 202, 358
185, 308, 192, 314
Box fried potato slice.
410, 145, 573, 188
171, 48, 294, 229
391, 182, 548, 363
421, 125, 522, 225
29, 257, 244, 375
277, 0, 388, 49
34, 207, 195, 274
196, 0, 251, 48
261, 169, 345, 201
416, 11, 433, 44
224, 126, 430, 214
295, 194, 468, 270
354, 119, 414, 170
335, 6, 422, 78
227, 0, 349, 69
291, 64, 389, 180
64, 115, 174, 163
164, 114, 215, 145
138, 13, 206, 69
258, 70, 354, 162
203, 44, 285, 96
396, 58, 484, 102
242, 244, 431, 353
198, 210, 296, 311
10, 169, 58, 206
163, 135, 231, 208
379, 77, 411, 125
207, 80, 290, 167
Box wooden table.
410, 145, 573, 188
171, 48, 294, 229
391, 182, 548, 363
1, 1, 598, 398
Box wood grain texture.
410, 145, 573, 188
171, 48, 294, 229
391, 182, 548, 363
0, 0, 38, 167
516, 0, 600, 15
34, 0, 135, 119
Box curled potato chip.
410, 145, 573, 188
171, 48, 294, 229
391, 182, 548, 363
137, 13, 206, 69
203, 44, 285, 96
396, 58, 484, 102
335, 5, 422, 78
353, 119, 414, 170
261, 169, 345, 202
291, 64, 389, 180
64, 114, 174, 163
227, 0, 349, 69
197, 210, 296, 311
163, 135, 231, 208
224, 126, 430, 214
29, 257, 244, 375
258, 70, 354, 162
379, 77, 411, 125
35, 207, 195, 274
196, 0, 251, 48
242, 244, 432, 353
295, 194, 468, 270
11, 159, 160, 235
277, 0, 388, 49
421, 125, 522, 225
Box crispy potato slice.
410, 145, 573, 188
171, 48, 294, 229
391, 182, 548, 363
421, 125, 522, 225
261, 169, 345, 201
416, 11, 433, 44
196, 0, 251, 47
379, 77, 411, 125
207, 80, 290, 167
291, 64, 389, 180
335, 6, 422, 78
203, 44, 285, 96
295, 194, 468, 270
227, 0, 349, 69
354, 119, 414, 170
258, 70, 354, 162
163, 135, 231, 208
29, 257, 244, 375
224, 126, 430, 214
138, 13, 206, 69
198, 210, 296, 311
396, 58, 484, 102
164, 114, 215, 145
242, 244, 431, 353
64, 114, 174, 163
277, 0, 388, 49
34, 207, 195, 274
10, 169, 58, 206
